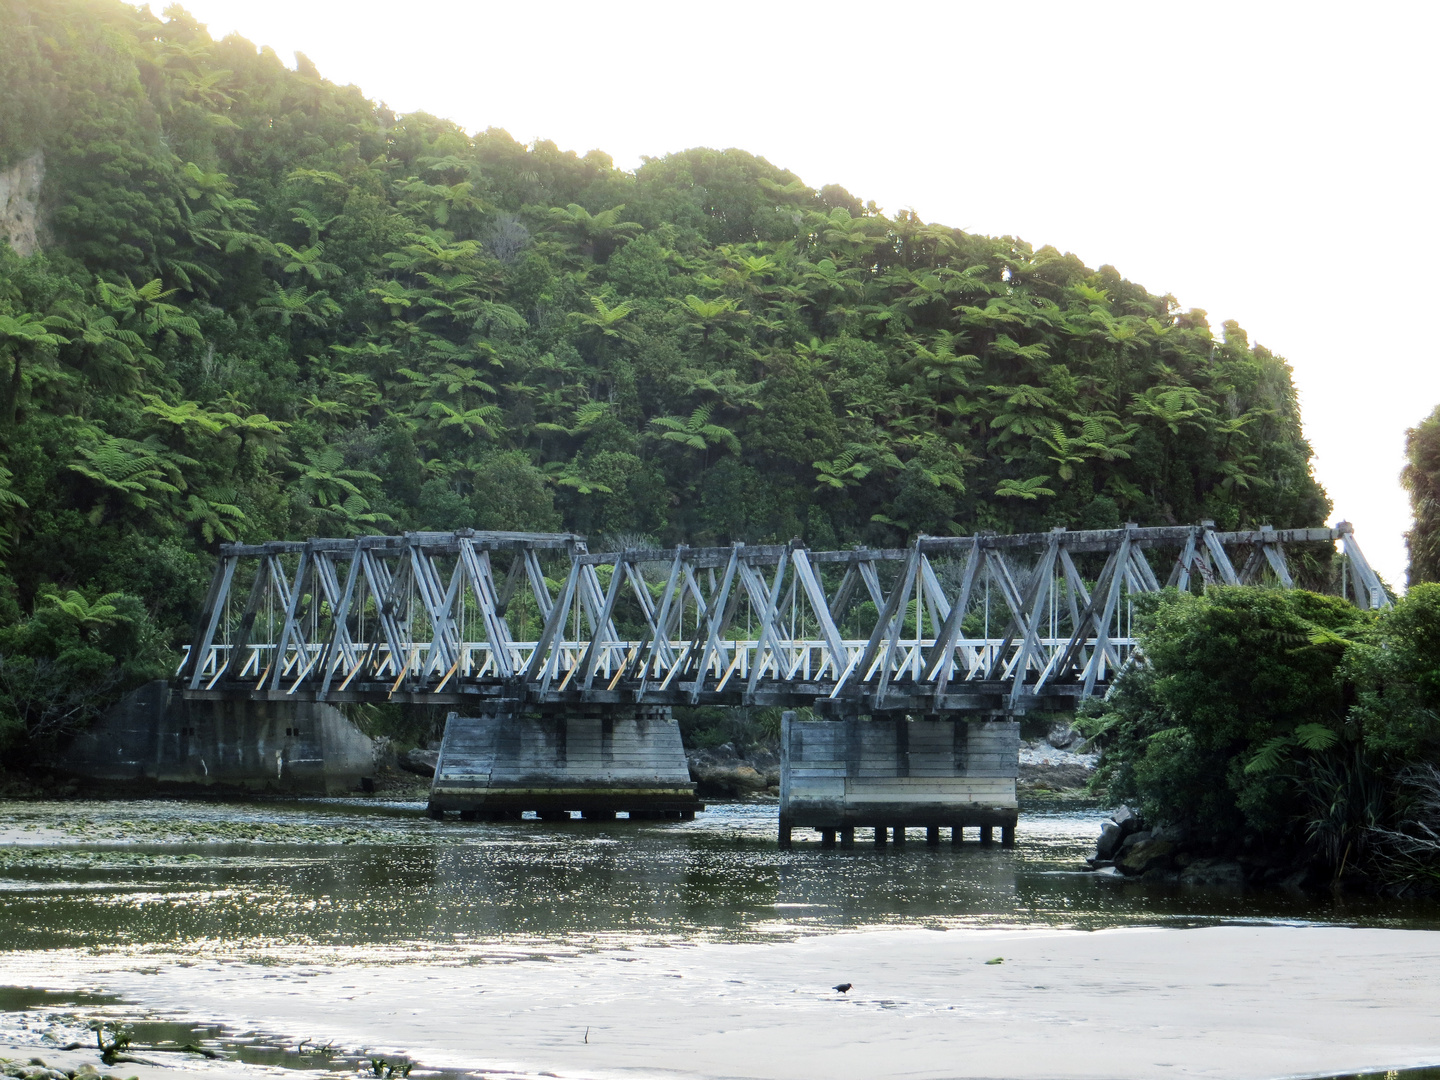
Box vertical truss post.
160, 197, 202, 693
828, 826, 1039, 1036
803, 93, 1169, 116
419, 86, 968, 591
923, 536, 982, 692
1201, 523, 1241, 586
1338, 521, 1389, 609
269, 547, 313, 692
866, 542, 922, 707
526, 556, 582, 686
186, 553, 238, 688
687, 545, 742, 701
743, 549, 792, 698
580, 556, 628, 689
791, 548, 848, 679
317, 541, 364, 699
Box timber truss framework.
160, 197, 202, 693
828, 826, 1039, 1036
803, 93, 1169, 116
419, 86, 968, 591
179, 521, 1388, 713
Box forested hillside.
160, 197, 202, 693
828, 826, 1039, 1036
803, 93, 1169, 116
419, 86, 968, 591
0, 0, 1328, 712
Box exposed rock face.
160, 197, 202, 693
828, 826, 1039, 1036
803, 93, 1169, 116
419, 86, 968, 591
1021, 762, 1093, 790
1095, 820, 1124, 861
687, 743, 779, 798
1115, 832, 1176, 874
1047, 721, 1082, 749
1088, 807, 1249, 887
1086, 804, 1146, 868
0, 152, 44, 256
1018, 733, 1097, 792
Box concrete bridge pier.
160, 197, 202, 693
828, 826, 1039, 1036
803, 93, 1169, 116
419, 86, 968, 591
778, 711, 1020, 849
427, 702, 702, 820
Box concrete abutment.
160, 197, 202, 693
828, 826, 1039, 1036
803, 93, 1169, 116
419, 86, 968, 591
56, 679, 376, 794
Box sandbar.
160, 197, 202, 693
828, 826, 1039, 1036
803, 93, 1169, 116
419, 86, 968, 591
5, 923, 1440, 1079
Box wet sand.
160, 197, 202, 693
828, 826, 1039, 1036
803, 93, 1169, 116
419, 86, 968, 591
6, 923, 1440, 1080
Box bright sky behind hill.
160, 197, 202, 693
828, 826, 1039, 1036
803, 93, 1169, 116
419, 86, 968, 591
156, 0, 1440, 588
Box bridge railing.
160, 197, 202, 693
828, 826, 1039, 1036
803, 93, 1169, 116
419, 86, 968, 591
177, 521, 1385, 708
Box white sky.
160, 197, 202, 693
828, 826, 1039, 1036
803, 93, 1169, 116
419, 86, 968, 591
159, 0, 1440, 587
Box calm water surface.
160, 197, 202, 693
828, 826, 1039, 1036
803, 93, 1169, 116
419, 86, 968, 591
1, 797, 1438, 955
3, 798, 1440, 1079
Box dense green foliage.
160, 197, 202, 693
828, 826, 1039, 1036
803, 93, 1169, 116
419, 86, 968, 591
1083, 586, 1440, 885
0, 0, 1328, 753
1404, 405, 1440, 585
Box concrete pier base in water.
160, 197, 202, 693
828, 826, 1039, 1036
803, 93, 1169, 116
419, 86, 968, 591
428, 703, 702, 818
778, 713, 1020, 846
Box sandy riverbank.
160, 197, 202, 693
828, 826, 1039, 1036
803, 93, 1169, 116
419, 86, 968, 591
5, 924, 1440, 1080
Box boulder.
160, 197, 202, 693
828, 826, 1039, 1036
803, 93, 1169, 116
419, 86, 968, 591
1115, 832, 1176, 875
1111, 805, 1143, 836
1151, 822, 1190, 845
1095, 820, 1123, 860
687, 746, 772, 797
399, 748, 439, 777
1092, 865, 1125, 878
1019, 762, 1093, 790
1046, 722, 1080, 749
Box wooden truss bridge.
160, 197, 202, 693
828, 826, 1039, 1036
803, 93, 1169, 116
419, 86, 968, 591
179, 520, 1387, 716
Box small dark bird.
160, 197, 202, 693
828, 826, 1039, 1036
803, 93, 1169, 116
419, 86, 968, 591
833, 983, 852, 994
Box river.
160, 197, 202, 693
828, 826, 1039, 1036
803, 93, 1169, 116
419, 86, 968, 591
1, 798, 1438, 1080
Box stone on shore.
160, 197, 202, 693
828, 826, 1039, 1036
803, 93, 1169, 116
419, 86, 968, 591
1095, 820, 1123, 860
1115, 831, 1176, 874
687, 743, 779, 798
1017, 732, 1097, 793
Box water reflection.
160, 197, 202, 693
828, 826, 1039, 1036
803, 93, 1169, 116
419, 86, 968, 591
1, 799, 1439, 955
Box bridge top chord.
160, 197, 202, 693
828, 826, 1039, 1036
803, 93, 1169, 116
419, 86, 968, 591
181, 520, 1388, 714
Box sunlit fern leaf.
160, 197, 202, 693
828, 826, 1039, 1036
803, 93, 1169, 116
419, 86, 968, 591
994, 476, 1055, 501
1294, 723, 1341, 753
1244, 736, 1293, 776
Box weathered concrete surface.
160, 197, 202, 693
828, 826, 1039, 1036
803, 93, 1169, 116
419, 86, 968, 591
780, 715, 1019, 830
57, 680, 376, 794
429, 704, 701, 816
0, 151, 44, 256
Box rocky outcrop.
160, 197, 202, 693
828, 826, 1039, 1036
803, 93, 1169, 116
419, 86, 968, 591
1087, 805, 1246, 886
0, 151, 44, 256
686, 743, 779, 798
1018, 724, 1097, 793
